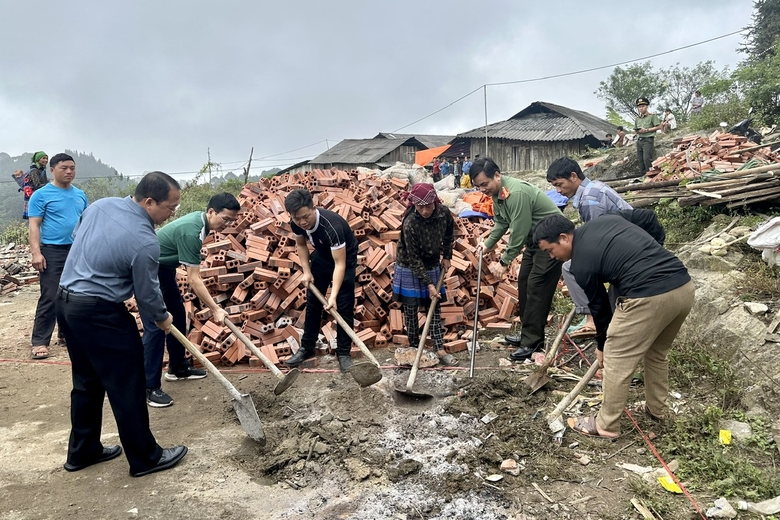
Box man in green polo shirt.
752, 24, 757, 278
472, 158, 563, 361
140, 192, 240, 407
635, 97, 661, 176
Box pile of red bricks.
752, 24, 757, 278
646, 132, 779, 181
130, 169, 520, 367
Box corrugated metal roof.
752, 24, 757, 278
309, 137, 423, 165
458, 101, 616, 142
374, 132, 455, 148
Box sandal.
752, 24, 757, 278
31, 346, 49, 360
567, 414, 619, 441
437, 351, 459, 367
569, 325, 596, 339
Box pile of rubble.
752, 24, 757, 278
130, 169, 519, 368
0, 243, 38, 295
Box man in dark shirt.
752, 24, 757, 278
284, 189, 359, 373
534, 214, 694, 439
57, 171, 187, 477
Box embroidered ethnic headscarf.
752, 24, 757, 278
400, 182, 441, 217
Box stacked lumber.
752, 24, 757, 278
646, 132, 779, 181
134, 169, 521, 367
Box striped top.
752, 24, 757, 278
572, 178, 632, 223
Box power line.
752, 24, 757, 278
392, 28, 745, 132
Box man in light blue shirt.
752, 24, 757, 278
28, 153, 88, 359
58, 171, 187, 478
547, 157, 632, 337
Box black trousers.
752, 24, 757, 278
516, 244, 562, 351
636, 138, 655, 175
140, 266, 188, 388
58, 292, 163, 474
31, 244, 70, 346
302, 264, 355, 357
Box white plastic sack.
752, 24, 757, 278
747, 217, 780, 249
434, 175, 455, 191
438, 190, 461, 208
748, 217, 780, 267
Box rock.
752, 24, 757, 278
577, 454, 591, 466
485, 474, 504, 482
343, 458, 371, 481
313, 442, 328, 455
387, 458, 422, 482
720, 420, 752, 442
711, 237, 727, 248
500, 458, 520, 476
744, 302, 768, 315
706, 497, 737, 519
320, 412, 333, 423
393, 347, 440, 368
711, 248, 728, 257
498, 358, 512, 367
731, 226, 752, 236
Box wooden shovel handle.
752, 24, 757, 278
407, 270, 446, 391
307, 283, 380, 367
224, 320, 284, 379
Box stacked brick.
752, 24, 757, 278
646, 132, 779, 181
130, 169, 521, 367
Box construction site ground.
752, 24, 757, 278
0, 285, 718, 520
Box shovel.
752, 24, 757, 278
308, 283, 382, 387
469, 253, 484, 378
394, 271, 446, 401
523, 308, 576, 394
224, 320, 300, 396
169, 325, 266, 445
547, 360, 601, 434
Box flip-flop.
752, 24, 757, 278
569, 325, 596, 339
31, 346, 49, 360
567, 415, 619, 441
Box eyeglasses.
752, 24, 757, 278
219, 215, 237, 224
158, 202, 180, 214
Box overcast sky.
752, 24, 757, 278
0, 0, 753, 179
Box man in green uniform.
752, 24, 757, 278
635, 97, 661, 176
472, 158, 563, 361
140, 192, 240, 407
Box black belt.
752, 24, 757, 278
57, 287, 104, 304
637, 136, 654, 141
41, 243, 72, 249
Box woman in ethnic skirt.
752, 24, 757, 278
392, 183, 458, 366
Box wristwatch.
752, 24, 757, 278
499, 258, 508, 267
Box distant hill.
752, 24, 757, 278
0, 150, 125, 225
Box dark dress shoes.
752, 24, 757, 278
285, 349, 315, 367
130, 445, 188, 477
509, 345, 540, 362
504, 335, 522, 345
63, 445, 123, 472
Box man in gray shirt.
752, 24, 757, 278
57, 171, 188, 477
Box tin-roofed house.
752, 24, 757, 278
451, 101, 617, 171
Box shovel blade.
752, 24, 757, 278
231, 393, 266, 446
350, 361, 382, 387
524, 370, 551, 394
273, 368, 300, 396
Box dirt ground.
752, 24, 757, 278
0, 286, 708, 520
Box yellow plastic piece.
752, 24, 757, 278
719, 430, 732, 445
657, 475, 682, 493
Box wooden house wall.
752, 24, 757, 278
381, 145, 422, 165
468, 139, 586, 171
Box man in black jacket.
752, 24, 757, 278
534, 214, 694, 439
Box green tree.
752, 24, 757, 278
657, 62, 731, 122
734, 41, 780, 122
605, 106, 632, 128
741, 0, 780, 61
595, 61, 666, 120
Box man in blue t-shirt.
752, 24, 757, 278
28, 153, 88, 359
